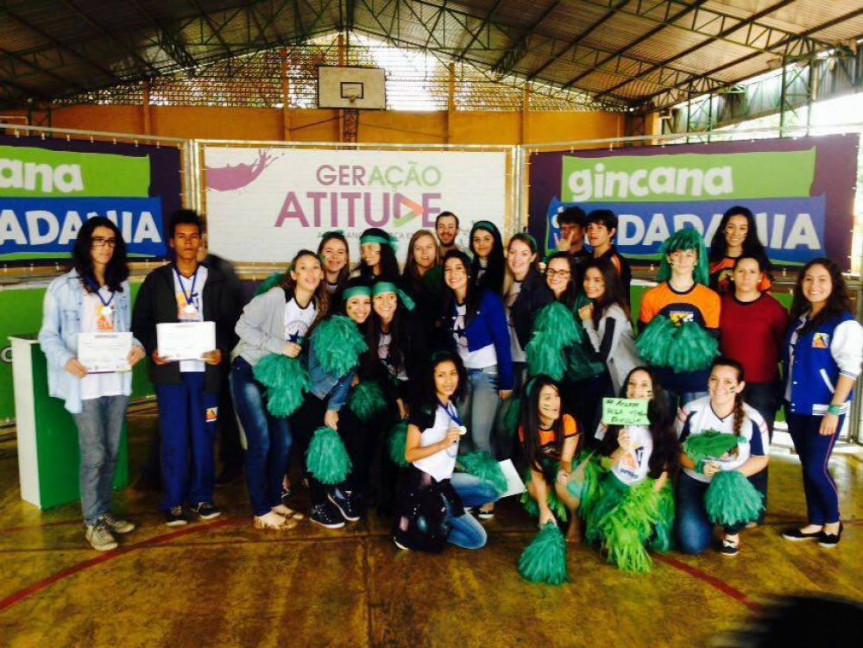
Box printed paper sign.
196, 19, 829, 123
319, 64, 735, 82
602, 398, 650, 426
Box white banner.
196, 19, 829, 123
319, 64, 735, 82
203, 147, 508, 263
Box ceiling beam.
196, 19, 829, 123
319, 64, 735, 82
490, 0, 564, 77
638, 5, 863, 110
128, 0, 198, 71
560, 0, 710, 91
594, 0, 798, 101
527, 0, 631, 81
458, 0, 505, 59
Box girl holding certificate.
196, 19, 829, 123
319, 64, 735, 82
39, 216, 146, 552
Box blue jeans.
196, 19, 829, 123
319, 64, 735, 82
676, 472, 748, 554
459, 367, 500, 455
786, 410, 843, 526
155, 372, 218, 511
73, 395, 129, 526
231, 357, 293, 516
446, 472, 498, 549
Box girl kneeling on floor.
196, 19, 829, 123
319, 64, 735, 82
676, 357, 770, 556
393, 352, 499, 552
519, 376, 582, 542
581, 367, 678, 572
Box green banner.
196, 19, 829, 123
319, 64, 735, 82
562, 150, 816, 203
0, 145, 151, 197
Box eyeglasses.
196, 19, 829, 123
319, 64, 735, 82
546, 269, 571, 278
92, 238, 117, 248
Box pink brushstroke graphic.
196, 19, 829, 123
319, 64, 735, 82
205, 150, 276, 191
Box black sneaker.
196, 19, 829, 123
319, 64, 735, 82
328, 490, 360, 522
280, 484, 293, 505
818, 523, 843, 548
164, 506, 189, 527
310, 503, 345, 530
193, 502, 222, 520
781, 527, 822, 542
720, 537, 739, 557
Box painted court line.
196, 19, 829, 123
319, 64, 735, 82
0, 517, 236, 613
653, 554, 762, 612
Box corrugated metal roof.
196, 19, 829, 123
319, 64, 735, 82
1, 0, 860, 110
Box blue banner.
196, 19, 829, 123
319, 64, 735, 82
0, 197, 166, 258
546, 195, 826, 265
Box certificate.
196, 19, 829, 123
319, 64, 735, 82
157, 321, 216, 361
77, 332, 133, 373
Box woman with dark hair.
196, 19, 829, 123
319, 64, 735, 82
781, 258, 862, 547
579, 257, 641, 395
39, 216, 146, 551
719, 254, 788, 519
441, 250, 514, 464
231, 249, 329, 530
544, 253, 577, 310
317, 231, 350, 298
708, 206, 772, 295
519, 376, 582, 541
402, 229, 443, 344
393, 352, 499, 551
676, 358, 770, 556
581, 367, 678, 571
469, 221, 505, 296
355, 227, 400, 283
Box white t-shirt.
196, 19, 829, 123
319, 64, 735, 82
284, 297, 316, 345
609, 425, 653, 486
378, 332, 408, 382
676, 396, 769, 484
413, 404, 460, 482
79, 286, 123, 401
173, 266, 208, 373
452, 303, 497, 369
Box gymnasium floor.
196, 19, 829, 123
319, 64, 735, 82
0, 411, 860, 648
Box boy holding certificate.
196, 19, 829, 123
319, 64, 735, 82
133, 210, 233, 526
40, 217, 147, 551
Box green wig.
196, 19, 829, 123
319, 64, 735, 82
657, 228, 710, 286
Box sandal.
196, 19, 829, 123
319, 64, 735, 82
272, 504, 305, 521
254, 513, 298, 530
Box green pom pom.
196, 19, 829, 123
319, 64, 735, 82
255, 272, 286, 297
649, 484, 676, 553
518, 523, 568, 585
598, 480, 661, 573
306, 426, 353, 485
527, 303, 587, 381
637, 316, 718, 372
253, 354, 310, 417
311, 315, 368, 377
388, 421, 409, 467
684, 431, 741, 464
349, 381, 388, 422
636, 316, 678, 367
459, 451, 507, 496
705, 470, 764, 527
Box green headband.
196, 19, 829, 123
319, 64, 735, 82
360, 234, 397, 253
472, 221, 498, 235
512, 232, 538, 252
371, 281, 416, 312
342, 285, 372, 302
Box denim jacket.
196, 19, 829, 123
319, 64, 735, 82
38, 270, 143, 414
307, 337, 353, 412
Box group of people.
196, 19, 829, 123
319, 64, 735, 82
38, 206, 861, 572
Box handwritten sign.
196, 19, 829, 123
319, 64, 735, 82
602, 398, 650, 426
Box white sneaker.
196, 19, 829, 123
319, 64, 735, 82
86, 521, 118, 551
101, 513, 135, 534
